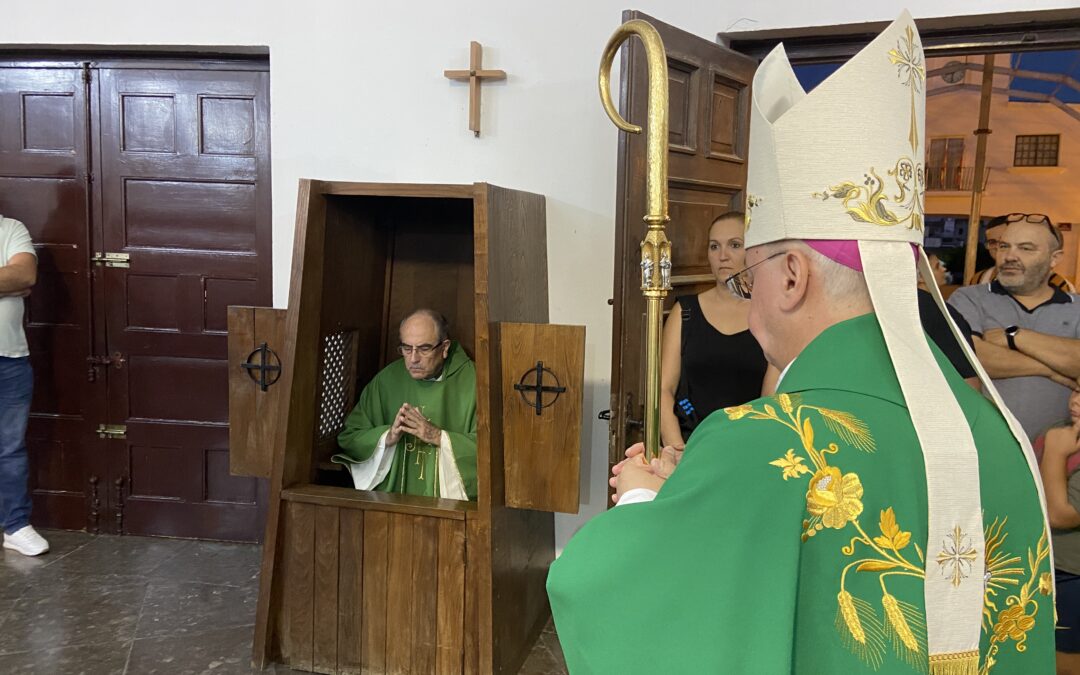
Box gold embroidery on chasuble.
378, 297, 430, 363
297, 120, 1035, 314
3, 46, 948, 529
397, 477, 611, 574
977, 524, 1050, 675
730, 395, 929, 669
725, 395, 1052, 674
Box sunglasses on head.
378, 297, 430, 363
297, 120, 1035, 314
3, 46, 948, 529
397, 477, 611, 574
991, 213, 1062, 249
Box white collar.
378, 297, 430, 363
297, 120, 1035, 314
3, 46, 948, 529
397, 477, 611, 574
775, 358, 796, 389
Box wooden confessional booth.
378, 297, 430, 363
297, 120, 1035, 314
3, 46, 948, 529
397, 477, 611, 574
227, 180, 585, 675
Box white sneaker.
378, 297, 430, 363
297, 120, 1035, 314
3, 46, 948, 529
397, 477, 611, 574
3, 525, 49, 556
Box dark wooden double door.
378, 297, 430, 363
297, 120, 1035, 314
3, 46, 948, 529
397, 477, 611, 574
607, 12, 757, 469
0, 59, 271, 540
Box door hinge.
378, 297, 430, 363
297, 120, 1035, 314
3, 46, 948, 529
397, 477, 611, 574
95, 424, 127, 440
91, 252, 130, 268
82, 63, 92, 84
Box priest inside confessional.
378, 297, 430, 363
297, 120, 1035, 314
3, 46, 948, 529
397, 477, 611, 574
333, 308, 477, 500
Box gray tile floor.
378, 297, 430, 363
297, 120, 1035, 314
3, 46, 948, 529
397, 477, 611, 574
0, 530, 567, 675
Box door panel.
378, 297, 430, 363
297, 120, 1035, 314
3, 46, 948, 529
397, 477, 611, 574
0, 66, 104, 531
608, 12, 756, 482
97, 66, 271, 539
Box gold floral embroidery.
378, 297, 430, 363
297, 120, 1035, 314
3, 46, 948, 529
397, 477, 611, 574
1039, 573, 1052, 596
983, 517, 1025, 631
745, 194, 762, 232
743, 397, 925, 668
979, 529, 1051, 675
811, 158, 925, 232
769, 449, 812, 481
807, 467, 864, 529
936, 525, 980, 588
741, 395, 1050, 673
723, 404, 753, 420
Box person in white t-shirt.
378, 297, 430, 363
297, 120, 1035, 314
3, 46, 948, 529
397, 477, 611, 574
0, 216, 47, 556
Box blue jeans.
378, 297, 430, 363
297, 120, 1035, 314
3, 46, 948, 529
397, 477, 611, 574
0, 356, 32, 533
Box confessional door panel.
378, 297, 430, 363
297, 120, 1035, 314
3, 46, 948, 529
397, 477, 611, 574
0, 65, 104, 530
228, 306, 287, 479
608, 11, 756, 481
498, 322, 585, 514
97, 65, 271, 539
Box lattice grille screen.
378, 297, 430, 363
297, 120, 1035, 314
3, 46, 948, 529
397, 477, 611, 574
317, 330, 358, 439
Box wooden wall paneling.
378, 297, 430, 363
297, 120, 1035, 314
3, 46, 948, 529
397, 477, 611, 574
490, 506, 554, 675
279, 501, 315, 671
254, 179, 327, 666
313, 505, 340, 674
500, 323, 585, 513
312, 197, 386, 468
480, 183, 556, 674
361, 510, 390, 673
382, 197, 476, 364
337, 508, 365, 674
463, 515, 481, 675
484, 185, 549, 324
469, 184, 496, 675
410, 517, 440, 674
436, 518, 466, 675
385, 513, 418, 672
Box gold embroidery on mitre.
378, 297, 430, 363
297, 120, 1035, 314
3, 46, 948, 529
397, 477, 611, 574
811, 157, 925, 231
810, 24, 927, 232
888, 25, 925, 153
745, 194, 762, 232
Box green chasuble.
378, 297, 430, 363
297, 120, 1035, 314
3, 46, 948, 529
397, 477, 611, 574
547, 314, 1053, 674
332, 341, 477, 500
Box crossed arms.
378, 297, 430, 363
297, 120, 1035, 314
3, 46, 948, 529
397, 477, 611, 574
0, 252, 36, 298
976, 327, 1080, 390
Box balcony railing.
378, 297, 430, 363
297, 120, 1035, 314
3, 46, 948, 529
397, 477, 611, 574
926, 166, 990, 192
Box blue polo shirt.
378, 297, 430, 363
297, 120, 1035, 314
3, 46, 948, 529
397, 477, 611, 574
949, 280, 1080, 439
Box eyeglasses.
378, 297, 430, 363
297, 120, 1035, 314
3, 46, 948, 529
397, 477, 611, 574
723, 250, 790, 298
1000, 213, 1062, 249
398, 340, 447, 356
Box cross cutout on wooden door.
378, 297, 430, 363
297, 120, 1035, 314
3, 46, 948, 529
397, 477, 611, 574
444, 41, 506, 136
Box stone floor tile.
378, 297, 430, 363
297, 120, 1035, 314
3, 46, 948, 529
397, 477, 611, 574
134, 579, 257, 639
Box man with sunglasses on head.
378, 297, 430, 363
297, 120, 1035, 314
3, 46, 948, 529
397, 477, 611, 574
970, 213, 1076, 293
332, 308, 477, 501
949, 214, 1080, 440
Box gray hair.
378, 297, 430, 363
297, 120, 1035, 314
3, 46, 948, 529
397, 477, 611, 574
764, 240, 870, 304
400, 308, 450, 343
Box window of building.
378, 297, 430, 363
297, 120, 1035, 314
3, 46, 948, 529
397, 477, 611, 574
927, 137, 965, 189
1014, 134, 1060, 167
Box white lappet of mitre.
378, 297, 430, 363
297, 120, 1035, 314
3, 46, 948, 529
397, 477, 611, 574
744, 10, 1050, 674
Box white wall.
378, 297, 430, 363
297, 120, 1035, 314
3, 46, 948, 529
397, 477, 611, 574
4, 0, 1075, 551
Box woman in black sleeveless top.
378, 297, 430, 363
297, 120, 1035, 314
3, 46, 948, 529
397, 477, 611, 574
660, 212, 777, 447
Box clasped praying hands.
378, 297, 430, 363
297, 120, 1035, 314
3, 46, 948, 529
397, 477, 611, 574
386, 402, 442, 446
609, 442, 684, 504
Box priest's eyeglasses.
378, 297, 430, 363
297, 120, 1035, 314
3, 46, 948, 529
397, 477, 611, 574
723, 250, 789, 298
398, 340, 447, 356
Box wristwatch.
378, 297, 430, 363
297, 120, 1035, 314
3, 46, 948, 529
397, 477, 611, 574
1004, 325, 1020, 351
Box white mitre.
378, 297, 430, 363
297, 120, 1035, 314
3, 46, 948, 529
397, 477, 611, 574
744, 11, 1050, 674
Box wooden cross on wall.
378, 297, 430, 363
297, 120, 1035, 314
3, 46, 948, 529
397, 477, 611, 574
444, 41, 506, 137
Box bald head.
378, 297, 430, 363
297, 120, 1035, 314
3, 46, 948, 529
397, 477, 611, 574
398, 309, 452, 380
